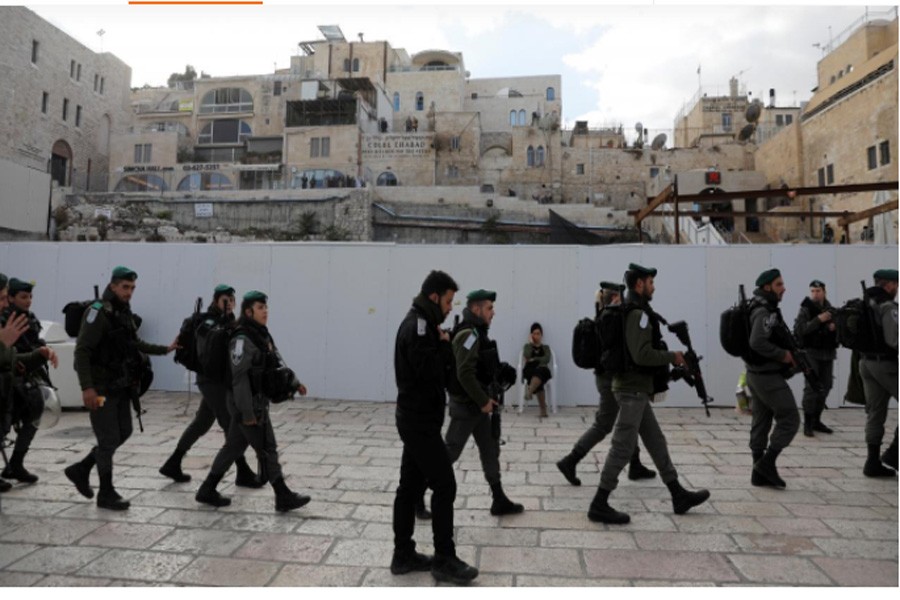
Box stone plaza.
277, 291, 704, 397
0, 393, 896, 587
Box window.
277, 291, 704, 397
70, 60, 76, 78
775, 114, 784, 126
649, 167, 659, 178
576, 163, 585, 175
310, 138, 319, 158
826, 163, 834, 184
785, 115, 793, 125
41, 92, 48, 114
273, 81, 282, 96
817, 167, 825, 187
198, 119, 252, 144
100, 77, 105, 94
415, 92, 424, 111
536, 146, 545, 167
310, 136, 330, 158
377, 171, 398, 186
93, 74, 99, 92
352, 58, 360, 72
868, 146, 878, 170
76, 64, 81, 82
393, 92, 400, 112
450, 136, 460, 151
31, 40, 39, 64
75, 105, 82, 127
526, 145, 534, 167
62, 98, 69, 121
134, 143, 152, 164
471, 92, 478, 99
115, 174, 167, 192
321, 137, 330, 157
509, 110, 516, 126
177, 172, 233, 191
518, 110, 526, 126
447, 165, 459, 178
343, 58, 351, 71
880, 141, 891, 166
199, 88, 253, 114
722, 113, 732, 131
546, 87, 555, 101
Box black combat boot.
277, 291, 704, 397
587, 486, 630, 524
803, 412, 814, 437
390, 547, 433, 575
667, 479, 711, 515
431, 554, 478, 585
882, 431, 898, 471
750, 452, 769, 487
863, 444, 896, 478
159, 449, 191, 483
556, 447, 586, 486
271, 477, 310, 512
2, 451, 38, 483
0, 477, 11, 492
195, 472, 231, 507
234, 456, 265, 488
812, 409, 833, 434
489, 481, 524, 516
627, 448, 657, 480
753, 448, 786, 489
415, 497, 432, 520
96, 472, 130, 511
64, 454, 95, 499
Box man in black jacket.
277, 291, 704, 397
391, 270, 478, 586
792, 280, 838, 437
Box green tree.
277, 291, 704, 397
167, 65, 198, 89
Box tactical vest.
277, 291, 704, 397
92, 302, 143, 387
624, 302, 669, 377
865, 287, 898, 357
231, 322, 295, 401
798, 297, 838, 350
446, 319, 500, 397
747, 298, 793, 366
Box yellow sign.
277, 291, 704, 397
178, 100, 194, 112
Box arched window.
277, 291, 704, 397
415, 92, 424, 111
343, 58, 351, 71
526, 146, 535, 167
199, 88, 253, 114
546, 87, 555, 101
536, 146, 545, 166
198, 120, 252, 144
393, 92, 401, 112
177, 172, 233, 191
352, 58, 360, 72
518, 110, 526, 126
114, 174, 168, 192
377, 171, 399, 186
509, 110, 517, 126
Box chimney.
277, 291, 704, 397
769, 88, 776, 108
729, 77, 739, 98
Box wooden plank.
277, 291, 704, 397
836, 199, 899, 227
634, 184, 673, 224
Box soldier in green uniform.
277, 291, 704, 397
64, 266, 177, 510
445, 289, 523, 516
859, 268, 898, 477
793, 280, 838, 437
159, 284, 262, 488
587, 264, 709, 524
0, 278, 58, 485
557, 281, 656, 486
745, 269, 799, 489
195, 290, 310, 512
1, 274, 55, 494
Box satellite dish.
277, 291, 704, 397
745, 101, 762, 123
651, 133, 667, 151
738, 123, 756, 142
634, 122, 643, 133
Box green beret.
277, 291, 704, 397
0, 273, 8, 290
627, 263, 657, 277
755, 268, 781, 287
466, 289, 497, 302
243, 290, 268, 304
809, 279, 826, 289
873, 268, 899, 282
214, 284, 235, 297
8, 278, 34, 295
111, 266, 137, 281
600, 281, 625, 292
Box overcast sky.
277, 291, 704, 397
26, 1, 895, 141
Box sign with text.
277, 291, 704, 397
362, 134, 432, 159
194, 203, 213, 218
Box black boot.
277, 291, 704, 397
2, 451, 38, 483
587, 486, 630, 524
753, 448, 786, 489
750, 452, 769, 487
390, 547, 433, 575
415, 496, 432, 520
803, 412, 814, 437
235, 456, 265, 488
667, 479, 711, 515
882, 430, 899, 471
159, 449, 191, 483
556, 447, 585, 486
65, 455, 95, 499
0, 478, 11, 492
627, 448, 656, 480
96, 472, 129, 511
863, 444, 896, 478
489, 481, 524, 516
195, 472, 231, 507
812, 409, 833, 434
271, 477, 310, 512
431, 554, 478, 585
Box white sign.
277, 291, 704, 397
93, 208, 112, 220
362, 134, 432, 158
194, 203, 213, 218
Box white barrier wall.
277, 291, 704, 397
0, 158, 51, 233
1, 241, 896, 409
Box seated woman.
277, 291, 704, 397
522, 322, 553, 417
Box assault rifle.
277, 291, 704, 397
777, 319, 824, 395
488, 362, 517, 441
667, 321, 714, 417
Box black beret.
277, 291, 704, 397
600, 281, 625, 292
466, 289, 497, 302
627, 263, 657, 277
8, 278, 34, 295
809, 280, 826, 289
873, 269, 898, 282
755, 268, 781, 287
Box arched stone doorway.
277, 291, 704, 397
50, 139, 73, 187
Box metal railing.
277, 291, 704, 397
660, 203, 728, 245
820, 7, 898, 54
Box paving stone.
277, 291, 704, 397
784, 503, 885, 520
152, 528, 248, 556
732, 533, 823, 556
233, 532, 333, 563
77, 522, 174, 550
479, 547, 583, 577
77, 549, 195, 582
0, 542, 41, 570
270, 564, 367, 586
6, 545, 108, 574
583, 549, 740, 582
0, 517, 104, 545
756, 516, 836, 537
0, 498, 74, 517
0, 571, 44, 586
294, 518, 366, 538
633, 532, 739, 552
811, 557, 898, 586
149, 508, 223, 528
539, 529, 636, 550
515, 575, 630, 587
710, 501, 791, 517
811, 537, 899, 560
56, 503, 167, 523
213, 513, 300, 534
38, 574, 114, 586
325, 539, 394, 567
821, 518, 900, 540
360, 568, 437, 587
172, 556, 281, 586
726, 554, 833, 585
